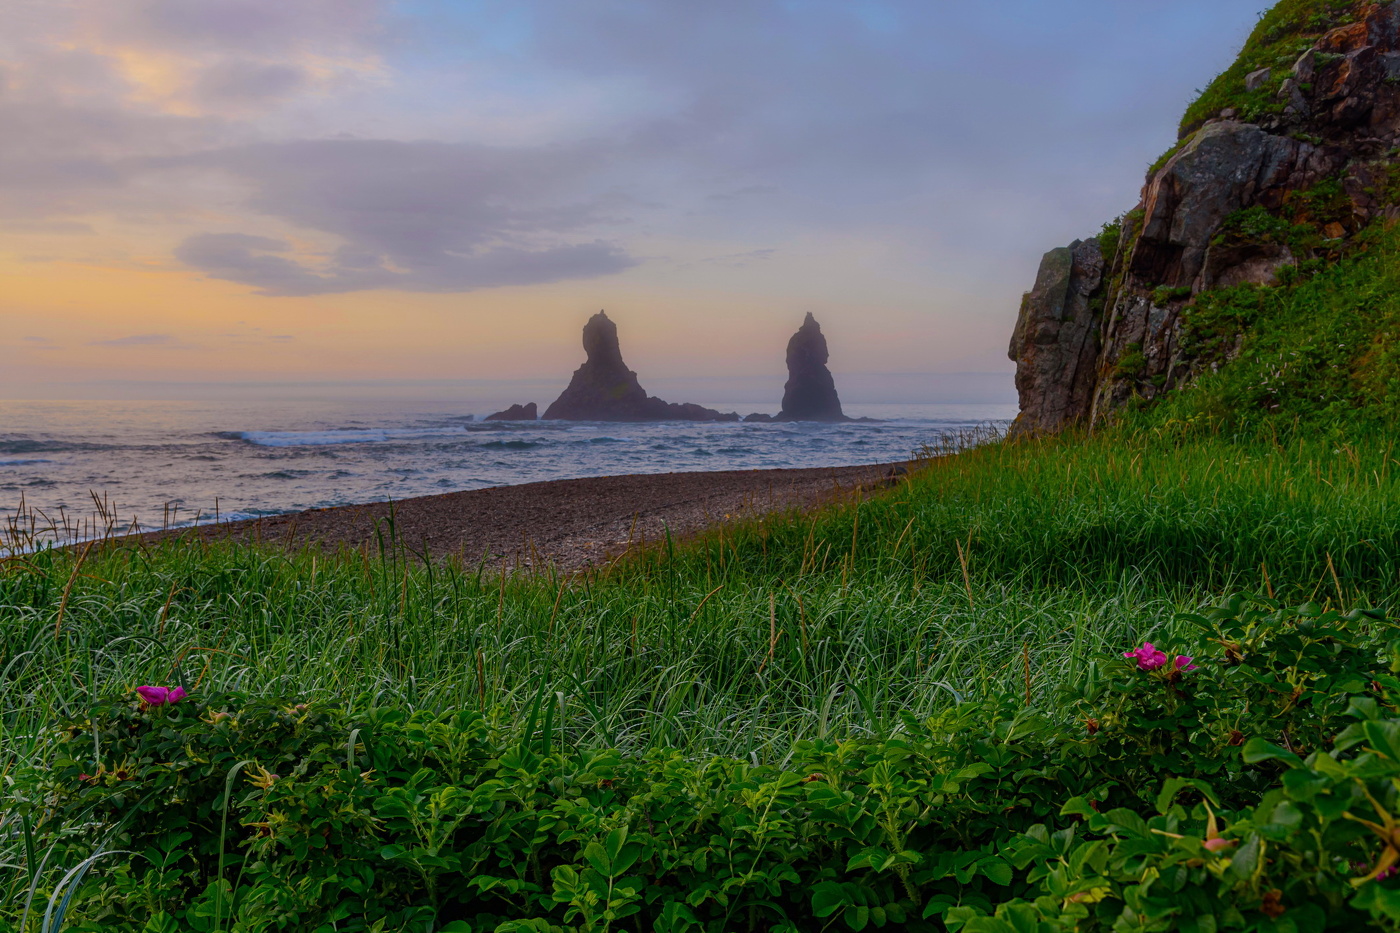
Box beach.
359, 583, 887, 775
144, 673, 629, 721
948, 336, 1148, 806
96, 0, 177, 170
139, 461, 903, 571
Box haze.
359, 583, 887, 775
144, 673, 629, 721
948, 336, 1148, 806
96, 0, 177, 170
0, 1, 1268, 403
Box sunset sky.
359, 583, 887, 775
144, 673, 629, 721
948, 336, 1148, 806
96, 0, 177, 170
1, 1, 1267, 403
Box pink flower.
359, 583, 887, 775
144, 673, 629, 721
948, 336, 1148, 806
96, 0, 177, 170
1174, 656, 1198, 672
136, 685, 187, 706
1123, 643, 1169, 671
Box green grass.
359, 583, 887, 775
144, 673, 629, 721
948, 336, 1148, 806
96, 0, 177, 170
1139, 219, 1400, 432
3, 427, 1397, 777
5, 424, 1400, 930
1177, 0, 1370, 139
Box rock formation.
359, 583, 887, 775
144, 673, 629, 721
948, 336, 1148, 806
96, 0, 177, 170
1007, 240, 1104, 435
543, 311, 739, 422
485, 402, 537, 421
776, 313, 848, 422
1010, 1, 1400, 434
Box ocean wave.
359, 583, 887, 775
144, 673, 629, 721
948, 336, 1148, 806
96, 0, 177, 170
0, 439, 116, 454
0, 458, 53, 466
220, 428, 468, 447
480, 440, 541, 450
260, 470, 313, 480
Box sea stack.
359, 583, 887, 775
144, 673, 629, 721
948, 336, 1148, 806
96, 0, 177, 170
543, 311, 738, 421
777, 313, 848, 422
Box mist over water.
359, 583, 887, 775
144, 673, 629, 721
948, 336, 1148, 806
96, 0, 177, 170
0, 398, 1014, 535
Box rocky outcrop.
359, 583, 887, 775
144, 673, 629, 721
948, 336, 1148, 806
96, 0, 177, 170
777, 313, 848, 422
1008, 239, 1104, 436
1011, 1, 1400, 432
485, 402, 537, 421
543, 311, 739, 422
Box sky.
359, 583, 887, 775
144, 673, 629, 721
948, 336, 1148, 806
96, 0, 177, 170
0, 0, 1270, 403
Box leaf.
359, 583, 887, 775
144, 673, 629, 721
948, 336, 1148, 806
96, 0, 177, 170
1228, 834, 1262, 882
1156, 777, 1221, 814
1241, 737, 1302, 768
1059, 797, 1095, 818
141, 911, 181, 933
811, 881, 850, 918
978, 856, 1013, 886
1363, 721, 1400, 762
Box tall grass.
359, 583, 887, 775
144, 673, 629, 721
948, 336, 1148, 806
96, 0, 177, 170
3, 427, 1399, 924
3, 429, 1395, 773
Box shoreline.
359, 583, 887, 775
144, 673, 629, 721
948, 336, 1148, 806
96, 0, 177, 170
134, 461, 908, 571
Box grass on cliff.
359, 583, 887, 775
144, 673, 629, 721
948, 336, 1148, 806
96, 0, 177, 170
1177, 0, 1371, 140
1132, 218, 1400, 433
3, 425, 1397, 781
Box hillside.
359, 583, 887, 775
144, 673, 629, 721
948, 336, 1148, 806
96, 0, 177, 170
1011, 0, 1400, 435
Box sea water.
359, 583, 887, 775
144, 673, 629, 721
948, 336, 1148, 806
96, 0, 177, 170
0, 398, 1014, 539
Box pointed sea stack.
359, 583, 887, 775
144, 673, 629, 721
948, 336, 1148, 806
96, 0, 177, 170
776, 313, 848, 422
543, 311, 738, 421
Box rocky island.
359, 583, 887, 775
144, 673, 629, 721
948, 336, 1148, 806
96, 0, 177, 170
484, 402, 537, 421
488, 310, 867, 423
541, 311, 739, 422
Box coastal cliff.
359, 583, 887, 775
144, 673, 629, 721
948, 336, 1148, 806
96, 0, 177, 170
1011, 0, 1400, 434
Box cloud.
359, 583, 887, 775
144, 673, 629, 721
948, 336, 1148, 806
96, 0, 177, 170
0, 0, 1267, 308
169, 139, 639, 294
0, 220, 96, 234
91, 0, 383, 56
93, 333, 183, 346
192, 61, 307, 105
698, 248, 776, 267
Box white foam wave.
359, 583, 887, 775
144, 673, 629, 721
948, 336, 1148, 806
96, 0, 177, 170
226, 427, 468, 447
0, 458, 53, 466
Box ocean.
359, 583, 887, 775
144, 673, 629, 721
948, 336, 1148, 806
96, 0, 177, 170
0, 398, 1015, 543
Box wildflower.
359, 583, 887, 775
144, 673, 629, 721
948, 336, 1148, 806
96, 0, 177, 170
1203, 836, 1236, 852
1123, 643, 1169, 670
1174, 655, 1198, 672
135, 685, 187, 707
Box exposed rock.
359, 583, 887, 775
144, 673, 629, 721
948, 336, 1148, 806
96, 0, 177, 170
485, 402, 537, 421
776, 313, 848, 422
1201, 241, 1295, 290
543, 311, 739, 422
1131, 121, 1333, 292
743, 412, 775, 423
1007, 239, 1104, 436
1012, 1, 1400, 433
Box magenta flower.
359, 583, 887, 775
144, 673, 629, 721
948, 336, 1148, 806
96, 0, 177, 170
1123, 643, 1169, 671
136, 685, 187, 706
1174, 655, 1198, 672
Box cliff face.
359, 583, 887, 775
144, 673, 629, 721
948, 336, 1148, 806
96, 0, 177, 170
543, 312, 739, 422
1011, 0, 1400, 434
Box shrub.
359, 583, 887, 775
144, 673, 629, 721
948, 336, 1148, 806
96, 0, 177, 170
7, 597, 1400, 931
